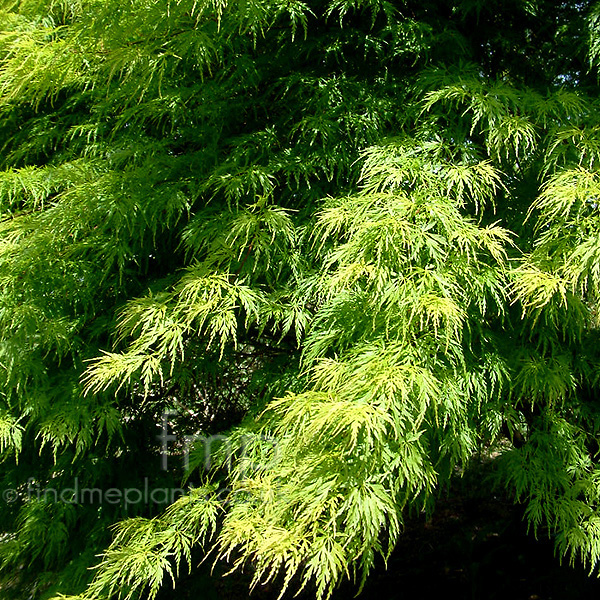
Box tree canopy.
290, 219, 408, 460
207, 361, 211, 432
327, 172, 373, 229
1, 0, 600, 598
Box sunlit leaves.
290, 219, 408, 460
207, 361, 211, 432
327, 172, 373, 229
84, 486, 220, 600
83, 271, 268, 393
2, 1, 600, 599
516, 168, 600, 318
0, 411, 23, 455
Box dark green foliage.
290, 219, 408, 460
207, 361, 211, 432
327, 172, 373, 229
1, 0, 600, 599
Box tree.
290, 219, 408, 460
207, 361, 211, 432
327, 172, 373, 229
1, 0, 600, 598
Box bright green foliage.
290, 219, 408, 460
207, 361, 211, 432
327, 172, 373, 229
1, 0, 600, 599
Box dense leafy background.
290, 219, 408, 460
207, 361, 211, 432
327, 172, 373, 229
1, 0, 600, 598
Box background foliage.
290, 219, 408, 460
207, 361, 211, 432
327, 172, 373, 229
1, 0, 600, 598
